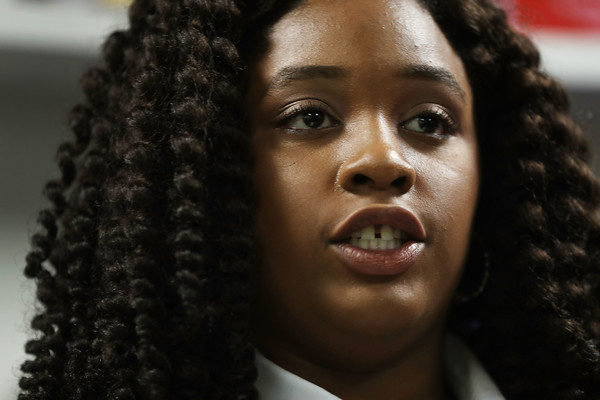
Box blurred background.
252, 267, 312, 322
0, 0, 599, 398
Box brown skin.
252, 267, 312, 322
246, 0, 479, 399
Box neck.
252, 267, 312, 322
254, 326, 454, 400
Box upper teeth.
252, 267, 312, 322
347, 224, 407, 250
349, 225, 406, 241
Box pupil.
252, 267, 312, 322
303, 111, 325, 128
418, 116, 439, 132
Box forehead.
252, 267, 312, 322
257, 0, 468, 85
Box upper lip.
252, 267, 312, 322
329, 205, 426, 243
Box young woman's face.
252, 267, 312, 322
247, 0, 479, 369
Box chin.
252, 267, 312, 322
297, 313, 436, 373
299, 286, 443, 370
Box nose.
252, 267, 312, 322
337, 131, 416, 195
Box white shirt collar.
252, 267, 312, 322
254, 333, 506, 400
255, 349, 340, 400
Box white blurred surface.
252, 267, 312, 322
532, 32, 600, 88
0, 0, 128, 56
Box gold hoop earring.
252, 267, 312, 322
454, 233, 491, 304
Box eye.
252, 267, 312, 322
400, 108, 458, 137
404, 115, 443, 134
279, 103, 340, 131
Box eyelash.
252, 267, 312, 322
278, 101, 340, 132
399, 107, 459, 138
277, 102, 459, 137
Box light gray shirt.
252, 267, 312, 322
255, 333, 506, 400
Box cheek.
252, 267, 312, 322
417, 143, 480, 292
254, 146, 326, 234
253, 145, 330, 276
252, 144, 338, 333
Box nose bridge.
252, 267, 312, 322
338, 112, 416, 194
361, 113, 400, 161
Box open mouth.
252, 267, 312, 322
328, 205, 426, 275
338, 224, 409, 250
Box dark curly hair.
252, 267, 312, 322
17, 0, 600, 399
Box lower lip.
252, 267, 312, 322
330, 241, 425, 276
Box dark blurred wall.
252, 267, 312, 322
0, 48, 96, 399
571, 90, 600, 173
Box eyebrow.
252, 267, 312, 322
399, 64, 466, 102
261, 65, 347, 99
261, 64, 466, 102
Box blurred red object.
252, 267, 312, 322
504, 0, 600, 32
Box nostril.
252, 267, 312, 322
352, 174, 370, 185
391, 176, 406, 189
